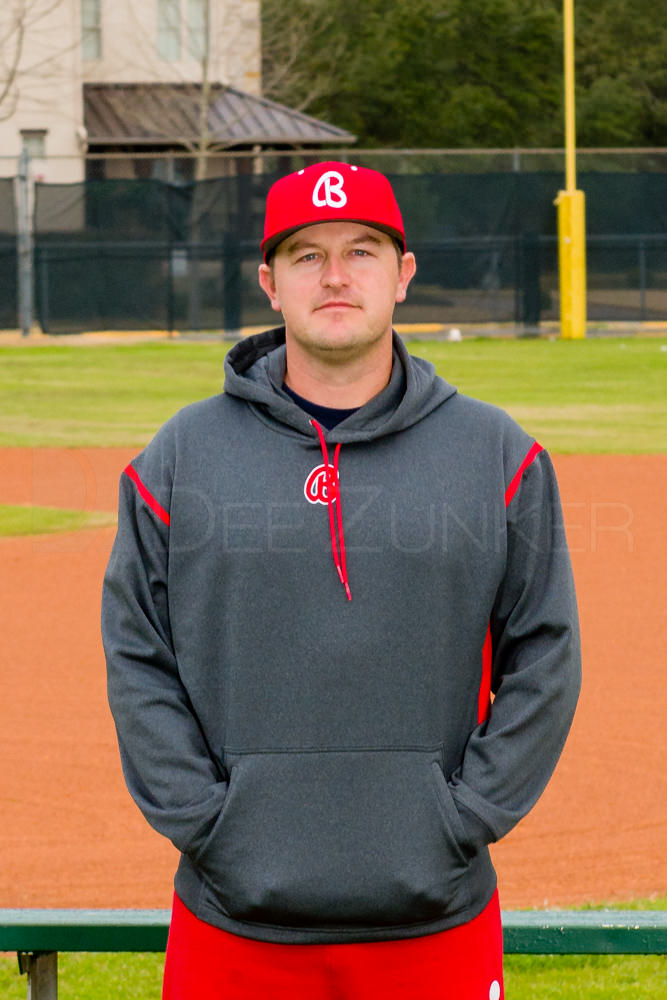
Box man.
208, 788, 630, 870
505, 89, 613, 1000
102, 161, 581, 999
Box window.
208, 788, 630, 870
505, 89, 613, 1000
188, 0, 206, 60
157, 0, 206, 62
20, 130, 47, 158
81, 0, 101, 60
158, 0, 181, 60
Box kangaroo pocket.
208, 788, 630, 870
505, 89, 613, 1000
194, 748, 472, 930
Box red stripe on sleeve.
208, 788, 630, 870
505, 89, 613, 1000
504, 441, 543, 508
477, 625, 493, 724
124, 464, 171, 526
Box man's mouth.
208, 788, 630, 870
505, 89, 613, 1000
314, 301, 358, 311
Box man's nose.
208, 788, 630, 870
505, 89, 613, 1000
320, 254, 349, 287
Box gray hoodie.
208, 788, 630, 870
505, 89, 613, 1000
102, 329, 580, 944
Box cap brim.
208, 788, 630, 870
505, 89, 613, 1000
262, 219, 406, 258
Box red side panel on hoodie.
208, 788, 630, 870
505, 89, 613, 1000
479, 442, 544, 724
124, 463, 170, 526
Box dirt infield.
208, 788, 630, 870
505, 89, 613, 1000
0, 448, 665, 910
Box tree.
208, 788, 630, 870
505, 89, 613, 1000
261, 0, 347, 115
261, 0, 667, 149
262, 0, 564, 148
576, 0, 667, 146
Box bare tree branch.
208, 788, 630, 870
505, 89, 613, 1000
261, 0, 347, 114
0, 7, 26, 116
0, 0, 76, 120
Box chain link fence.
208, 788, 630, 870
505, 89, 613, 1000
2, 151, 666, 334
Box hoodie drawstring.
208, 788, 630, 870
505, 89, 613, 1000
311, 420, 351, 601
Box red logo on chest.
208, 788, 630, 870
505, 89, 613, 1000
304, 464, 339, 505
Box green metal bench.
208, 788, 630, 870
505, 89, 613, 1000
1, 908, 666, 998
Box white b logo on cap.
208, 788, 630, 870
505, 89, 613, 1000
312, 171, 347, 209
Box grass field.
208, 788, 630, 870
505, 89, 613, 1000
0, 952, 665, 999
0, 504, 115, 536
0, 336, 666, 452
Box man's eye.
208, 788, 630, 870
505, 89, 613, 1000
351, 249, 369, 257
297, 252, 319, 263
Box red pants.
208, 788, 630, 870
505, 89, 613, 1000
163, 891, 504, 999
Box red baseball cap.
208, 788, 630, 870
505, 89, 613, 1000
261, 161, 406, 259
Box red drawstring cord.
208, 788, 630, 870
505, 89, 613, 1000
311, 420, 352, 601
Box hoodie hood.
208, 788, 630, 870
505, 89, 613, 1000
223, 327, 457, 443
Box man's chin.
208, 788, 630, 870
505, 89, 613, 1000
285, 317, 392, 358
309, 327, 375, 353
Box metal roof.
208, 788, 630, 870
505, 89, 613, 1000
83, 83, 355, 148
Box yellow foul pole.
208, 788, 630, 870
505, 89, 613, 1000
556, 0, 586, 338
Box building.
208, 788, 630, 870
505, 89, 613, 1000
0, 0, 353, 183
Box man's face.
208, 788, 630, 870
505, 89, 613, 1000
258, 221, 416, 365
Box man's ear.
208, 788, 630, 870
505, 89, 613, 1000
395, 252, 417, 304
258, 263, 282, 313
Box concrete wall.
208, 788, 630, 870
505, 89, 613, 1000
0, 0, 85, 181
85, 0, 260, 93
0, 0, 261, 182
